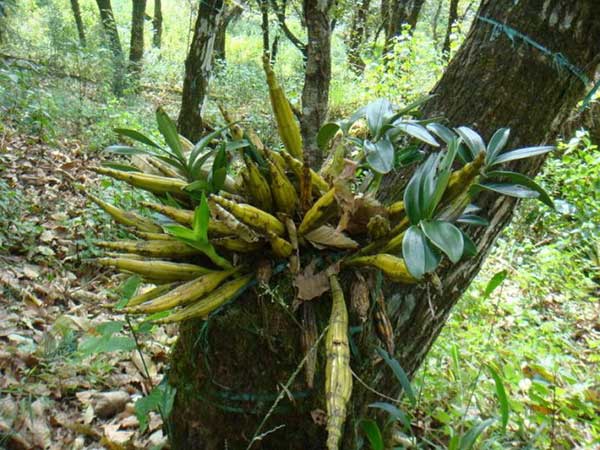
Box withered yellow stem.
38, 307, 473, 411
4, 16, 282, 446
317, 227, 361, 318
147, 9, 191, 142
344, 254, 417, 284
127, 282, 181, 307
211, 195, 285, 236
157, 274, 253, 323
280, 151, 330, 194
266, 158, 298, 215
96, 257, 213, 282
96, 240, 201, 258
298, 188, 338, 235
141, 202, 233, 236
86, 193, 162, 233
126, 268, 238, 314
212, 237, 264, 253
90, 166, 187, 195
325, 274, 352, 450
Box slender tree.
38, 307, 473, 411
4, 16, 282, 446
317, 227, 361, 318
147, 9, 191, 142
300, 0, 334, 169
346, 0, 371, 74
69, 0, 86, 46
442, 0, 459, 57
129, 0, 146, 80
383, 0, 425, 54
177, 0, 224, 142
95, 0, 125, 95
166, 1, 600, 448
214, 4, 243, 62
152, 0, 162, 48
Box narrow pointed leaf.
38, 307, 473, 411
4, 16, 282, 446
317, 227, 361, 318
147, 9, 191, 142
387, 95, 434, 122
476, 182, 540, 199
104, 145, 150, 156
368, 403, 411, 430
458, 419, 495, 450
156, 107, 184, 160
376, 348, 416, 406
485, 170, 553, 208
426, 122, 456, 145
455, 126, 486, 157
491, 145, 554, 166
394, 122, 439, 147
487, 364, 510, 431
360, 420, 384, 450
114, 128, 162, 150
486, 128, 510, 163
457, 214, 489, 226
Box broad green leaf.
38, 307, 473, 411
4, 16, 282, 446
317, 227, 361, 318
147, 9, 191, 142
457, 214, 489, 226
476, 182, 540, 199
104, 144, 149, 156
421, 220, 464, 263
485, 170, 554, 208
402, 225, 441, 278
317, 122, 340, 150
486, 128, 510, 164
194, 193, 211, 243
365, 137, 395, 174
458, 419, 495, 450
393, 122, 439, 147
455, 126, 486, 158
418, 154, 440, 218
163, 224, 196, 242
403, 166, 424, 224
461, 231, 477, 257
426, 122, 455, 144
483, 270, 507, 299
491, 145, 554, 166
376, 348, 416, 406
156, 107, 184, 160
369, 402, 411, 430
189, 125, 232, 170
366, 98, 393, 137
79, 335, 135, 355
360, 420, 384, 450
456, 142, 473, 164
210, 145, 229, 192
191, 149, 216, 179
114, 128, 162, 150
135, 381, 176, 433
115, 275, 141, 309
488, 364, 510, 431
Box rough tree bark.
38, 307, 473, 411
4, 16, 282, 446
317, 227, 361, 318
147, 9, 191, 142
95, 0, 125, 95
69, 0, 86, 47
152, 0, 162, 48
167, 1, 600, 449
177, 0, 224, 142
346, 0, 371, 74
214, 4, 243, 62
301, 0, 333, 169
129, 0, 146, 80
383, 0, 425, 54
442, 0, 459, 57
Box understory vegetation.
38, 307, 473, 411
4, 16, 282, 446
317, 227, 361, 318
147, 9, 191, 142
0, 0, 598, 449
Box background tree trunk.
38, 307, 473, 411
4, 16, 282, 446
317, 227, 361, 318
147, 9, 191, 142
95, 0, 125, 95
346, 0, 370, 74
383, 0, 425, 54
167, 1, 600, 448
442, 0, 459, 57
69, 0, 86, 47
300, 0, 333, 169
214, 4, 243, 62
152, 0, 162, 48
177, 0, 224, 142
129, 0, 146, 81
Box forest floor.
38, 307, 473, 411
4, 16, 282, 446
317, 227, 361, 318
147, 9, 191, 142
0, 130, 174, 449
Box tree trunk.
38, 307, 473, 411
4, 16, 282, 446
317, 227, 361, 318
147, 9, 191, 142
214, 5, 243, 62
300, 0, 333, 169
152, 0, 162, 48
70, 0, 86, 47
177, 0, 224, 142
346, 0, 371, 74
129, 0, 146, 80
95, 0, 125, 95
383, 0, 425, 54
442, 0, 459, 57
167, 1, 600, 448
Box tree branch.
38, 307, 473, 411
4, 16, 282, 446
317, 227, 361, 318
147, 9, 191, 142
269, 0, 307, 58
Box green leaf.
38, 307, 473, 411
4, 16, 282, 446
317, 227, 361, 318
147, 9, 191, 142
163, 224, 196, 241
225, 139, 250, 151
483, 270, 507, 299
79, 335, 136, 355
189, 125, 232, 171
457, 214, 489, 226
317, 122, 340, 150
194, 194, 211, 243
365, 137, 395, 174
421, 220, 464, 263
368, 402, 411, 430
387, 95, 433, 122
210, 145, 229, 192
340, 106, 366, 134
486, 128, 510, 164
190, 150, 216, 180
428, 140, 458, 215
426, 122, 455, 144
461, 231, 477, 257
393, 122, 439, 147
484, 170, 554, 208
184, 179, 210, 194
156, 107, 185, 161
455, 126, 486, 158
491, 145, 554, 166
360, 420, 384, 450
135, 381, 176, 433
487, 364, 510, 431
475, 182, 541, 199
376, 347, 416, 406
458, 419, 495, 450
114, 128, 162, 150
104, 144, 150, 156
115, 275, 141, 309
366, 98, 393, 137
402, 225, 441, 278
403, 166, 424, 224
